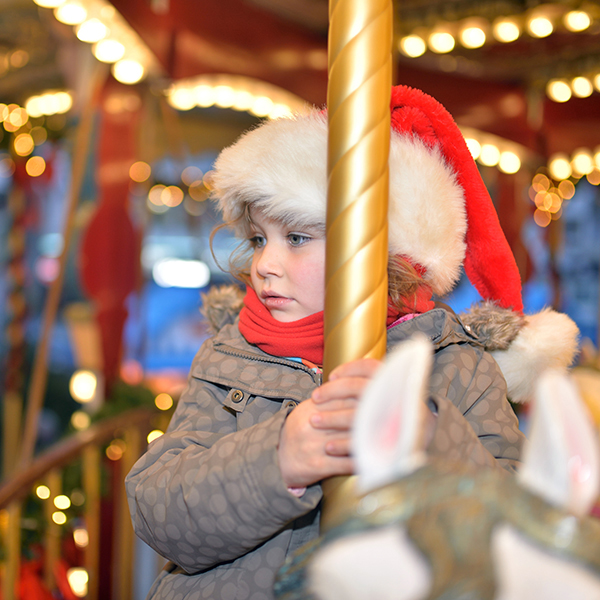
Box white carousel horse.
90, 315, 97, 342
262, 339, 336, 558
277, 336, 600, 600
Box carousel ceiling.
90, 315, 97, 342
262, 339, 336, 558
2, 0, 600, 167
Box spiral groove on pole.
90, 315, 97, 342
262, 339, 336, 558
320, 0, 393, 530
324, 0, 393, 380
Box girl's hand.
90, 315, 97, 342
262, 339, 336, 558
277, 358, 381, 489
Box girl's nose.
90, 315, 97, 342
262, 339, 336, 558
255, 242, 283, 277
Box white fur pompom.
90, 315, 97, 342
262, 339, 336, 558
491, 308, 580, 403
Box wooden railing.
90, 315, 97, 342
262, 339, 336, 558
0, 407, 164, 600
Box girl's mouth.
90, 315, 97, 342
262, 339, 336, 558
261, 292, 292, 309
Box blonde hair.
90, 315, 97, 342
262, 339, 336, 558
387, 256, 431, 313
209, 205, 253, 285
210, 203, 430, 312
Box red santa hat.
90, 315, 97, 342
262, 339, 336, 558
211, 84, 523, 312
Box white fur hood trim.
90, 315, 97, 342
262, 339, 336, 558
490, 308, 580, 403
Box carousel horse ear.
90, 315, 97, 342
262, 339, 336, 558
353, 334, 433, 494
517, 369, 600, 517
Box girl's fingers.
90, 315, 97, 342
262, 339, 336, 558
312, 377, 370, 404
310, 408, 355, 430
325, 438, 351, 457
310, 398, 356, 413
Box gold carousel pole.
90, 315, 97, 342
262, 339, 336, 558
320, 0, 393, 531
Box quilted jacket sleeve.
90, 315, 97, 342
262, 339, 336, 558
125, 356, 322, 574
426, 343, 524, 472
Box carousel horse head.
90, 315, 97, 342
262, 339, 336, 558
275, 336, 600, 600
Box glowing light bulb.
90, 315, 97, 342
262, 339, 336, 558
168, 88, 195, 111
564, 10, 591, 32
548, 153, 572, 180
527, 16, 553, 38
54, 2, 87, 25
479, 143, 500, 167
93, 39, 125, 63
571, 149, 594, 175
250, 96, 274, 117
112, 59, 145, 85
214, 85, 235, 108
54, 495, 71, 510
52, 511, 67, 525
55, 91, 73, 113
571, 76, 593, 98
498, 151, 521, 174
459, 26, 486, 49
36, 485, 51, 499
76, 18, 108, 43
148, 430, 164, 443
492, 18, 521, 43
73, 528, 89, 548
195, 85, 216, 107
67, 568, 88, 598
399, 35, 427, 57
69, 370, 97, 403
546, 79, 572, 103
428, 31, 455, 53
232, 90, 255, 111
465, 138, 481, 159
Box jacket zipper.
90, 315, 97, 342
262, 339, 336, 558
214, 344, 322, 386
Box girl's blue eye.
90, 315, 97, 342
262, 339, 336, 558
288, 234, 310, 247
250, 235, 266, 248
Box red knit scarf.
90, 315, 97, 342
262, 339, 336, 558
239, 288, 324, 365
239, 287, 435, 366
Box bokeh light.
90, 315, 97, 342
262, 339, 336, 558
459, 25, 486, 49
129, 161, 151, 183
546, 79, 572, 103
548, 154, 572, 180
93, 39, 125, 63
54, 494, 71, 510
564, 10, 591, 32
155, 393, 174, 411
479, 143, 500, 167
399, 35, 427, 57
71, 410, 91, 431
498, 151, 521, 174
428, 31, 455, 53
492, 18, 521, 43
69, 370, 97, 403
67, 567, 88, 598
54, 2, 87, 25
26, 156, 46, 177
571, 76, 593, 98
35, 485, 51, 499
112, 59, 145, 85
52, 511, 67, 525
147, 430, 164, 444
527, 16, 553, 38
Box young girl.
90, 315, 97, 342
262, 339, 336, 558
126, 85, 578, 600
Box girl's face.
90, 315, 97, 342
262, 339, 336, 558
249, 208, 325, 322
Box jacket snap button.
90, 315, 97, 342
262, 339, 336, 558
286, 400, 298, 408
231, 390, 244, 403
